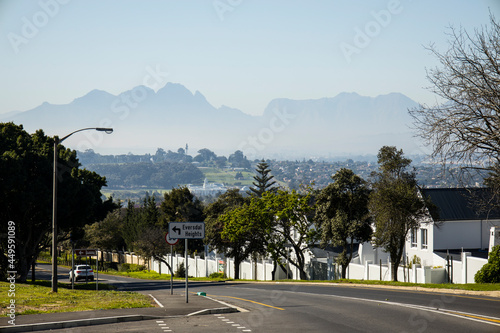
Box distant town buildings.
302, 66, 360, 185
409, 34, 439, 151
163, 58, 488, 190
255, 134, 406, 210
188, 178, 227, 196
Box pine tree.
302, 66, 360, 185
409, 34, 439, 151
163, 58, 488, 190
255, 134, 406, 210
250, 159, 277, 197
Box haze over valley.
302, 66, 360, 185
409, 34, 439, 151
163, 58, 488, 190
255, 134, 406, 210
1, 83, 425, 160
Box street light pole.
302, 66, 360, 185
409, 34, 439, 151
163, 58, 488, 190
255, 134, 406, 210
51, 127, 113, 292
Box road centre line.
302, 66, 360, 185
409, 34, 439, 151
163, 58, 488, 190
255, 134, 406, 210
232, 287, 500, 327
208, 294, 285, 311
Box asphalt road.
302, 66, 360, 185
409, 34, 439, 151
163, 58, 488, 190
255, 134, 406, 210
31, 264, 500, 332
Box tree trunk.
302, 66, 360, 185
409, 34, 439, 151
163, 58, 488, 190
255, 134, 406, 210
271, 259, 277, 280
341, 264, 348, 279
234, 259, 240, 279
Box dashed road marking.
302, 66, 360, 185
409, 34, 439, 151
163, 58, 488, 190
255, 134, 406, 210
214, 314, 251, 332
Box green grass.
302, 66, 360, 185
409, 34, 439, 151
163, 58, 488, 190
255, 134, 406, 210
201, 168, 254, 186
100, 269, 230, 282
259, 279, 500, 291
0, 280, 153, 316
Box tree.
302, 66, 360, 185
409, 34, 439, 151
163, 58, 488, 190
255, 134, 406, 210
134, 226, 173, 275
409, 14, 500, 208
160, 187, 205, 254
250, 159, 277, 197
204, 189, 248, 253
205, 189, 254, 279
0, 123, 116, 281
315, 168, 372, 278
219, 197, 269, 279
194, 148, 217, 163
475, 245, 500, 283
84, 209, 125, 251
122, 200, 141, 251
369, 146, 428, 281
261, 189, 317, 280
228, 150, 251, 169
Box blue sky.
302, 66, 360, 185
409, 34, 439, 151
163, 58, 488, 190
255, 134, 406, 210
1, 0, 497, 116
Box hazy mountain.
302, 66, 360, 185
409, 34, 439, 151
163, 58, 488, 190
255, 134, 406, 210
0, 83, 425, 159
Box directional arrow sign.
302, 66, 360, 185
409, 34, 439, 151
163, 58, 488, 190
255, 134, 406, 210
168, 222, 205, 239
75, 249, 97, 256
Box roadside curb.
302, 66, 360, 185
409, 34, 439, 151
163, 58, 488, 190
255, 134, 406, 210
187, 306, 239, 316
226, 280, 500, 298
0, 314, 162, 333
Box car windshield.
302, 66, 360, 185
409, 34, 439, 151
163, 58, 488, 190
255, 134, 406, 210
75, 266, 91, 270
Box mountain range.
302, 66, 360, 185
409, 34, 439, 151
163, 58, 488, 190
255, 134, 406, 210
0, 83, 427, 159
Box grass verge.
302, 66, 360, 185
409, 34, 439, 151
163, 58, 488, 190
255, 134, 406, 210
260, 279, 500, 291
100, 269, 230, 282
0, 280, 153, 316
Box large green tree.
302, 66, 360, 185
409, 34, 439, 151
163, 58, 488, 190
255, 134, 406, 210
204, 189, 249, 260
261, 189, 317, 280
160, 187, 205, 254
219, 197, 269, 279
0, 123, 115, 281
84, 209, 125, 251
315, 168, 372, 278
369, 146, 428, 281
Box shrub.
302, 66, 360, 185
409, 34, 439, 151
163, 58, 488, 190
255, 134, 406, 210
475, 245, 500, 283
118, 263, 146, 272
209, 272, 225, 279
175, 262, 185, 278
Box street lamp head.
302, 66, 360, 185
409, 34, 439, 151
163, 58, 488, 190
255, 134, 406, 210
96, 127, 113, 134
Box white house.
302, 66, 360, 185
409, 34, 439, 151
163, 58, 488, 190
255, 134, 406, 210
187, 178, 227, 197
405, 188, 500, 267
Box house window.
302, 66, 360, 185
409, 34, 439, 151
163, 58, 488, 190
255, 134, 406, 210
410, 228, 417, 248
421, 229, 428, 249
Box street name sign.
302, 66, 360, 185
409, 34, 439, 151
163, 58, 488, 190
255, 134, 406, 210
168, 222, 205, 239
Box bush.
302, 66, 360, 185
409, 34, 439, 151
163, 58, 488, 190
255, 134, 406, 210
475, 245, 500, 283
175, 262, 185, 278
118, 263, 146, 272
209, 272, 225, 279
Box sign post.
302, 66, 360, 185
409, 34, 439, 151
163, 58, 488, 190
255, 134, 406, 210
164, 233, 179, 295
185, 239, 188, 303
168, 222, 205, 303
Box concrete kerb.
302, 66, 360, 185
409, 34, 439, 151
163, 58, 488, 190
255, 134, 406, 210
0, 295, 242, 333
226, 280, 500, 298
0, 315, 162, 333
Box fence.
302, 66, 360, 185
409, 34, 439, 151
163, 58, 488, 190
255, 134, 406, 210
94, 250, 488, 284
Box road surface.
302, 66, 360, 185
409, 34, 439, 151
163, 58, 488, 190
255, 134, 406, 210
32, 263, 500, 332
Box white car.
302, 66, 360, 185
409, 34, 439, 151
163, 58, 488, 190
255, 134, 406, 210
69, 265, 94, 282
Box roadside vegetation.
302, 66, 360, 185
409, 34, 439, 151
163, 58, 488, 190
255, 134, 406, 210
0, 281, 153, 316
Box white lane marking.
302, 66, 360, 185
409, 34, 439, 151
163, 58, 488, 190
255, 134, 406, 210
148, 293, 164, 308
235, 287, 500, 327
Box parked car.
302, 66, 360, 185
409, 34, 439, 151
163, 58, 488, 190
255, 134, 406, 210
69, 265, 94, 282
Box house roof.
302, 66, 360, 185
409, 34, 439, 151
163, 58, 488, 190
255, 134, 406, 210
421, 188, 500, 221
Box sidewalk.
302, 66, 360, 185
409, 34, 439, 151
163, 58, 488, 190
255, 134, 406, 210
0, 293, 238, 332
